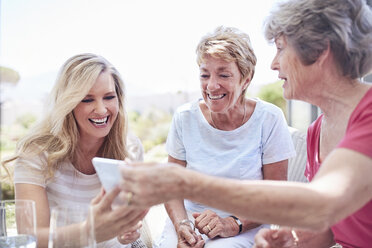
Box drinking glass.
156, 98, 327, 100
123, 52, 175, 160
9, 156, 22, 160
0, 199, 37, 248
48, 205, 96, 248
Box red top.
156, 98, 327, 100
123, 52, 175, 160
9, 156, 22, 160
305, 87, 372, 248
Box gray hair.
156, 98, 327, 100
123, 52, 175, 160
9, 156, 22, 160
264, 0, 372, 79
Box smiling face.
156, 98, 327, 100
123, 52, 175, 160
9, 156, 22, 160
73, 70, 119, 143
199, 55, 248, 114
271, 36, 315, 101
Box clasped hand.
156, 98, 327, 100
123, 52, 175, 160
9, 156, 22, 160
193, 210, 240, 239
177, 209, 240, 248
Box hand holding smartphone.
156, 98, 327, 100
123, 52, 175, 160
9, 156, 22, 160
92, 157, 124, 192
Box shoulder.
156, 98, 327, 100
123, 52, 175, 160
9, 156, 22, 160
16, 151, 48, 171
173, 100, 200, 122
254, 98, 286, 119
14, 152, 49, 187
175, 100, 199, 114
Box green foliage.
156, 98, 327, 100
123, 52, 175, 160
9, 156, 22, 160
1, 182, 15, 200
0, 66, 20, 84
257, 81, 287, 116
16, 113, 38, 129
128, 108, 172, 153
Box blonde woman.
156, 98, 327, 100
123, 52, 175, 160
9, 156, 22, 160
2, 53, 148, 247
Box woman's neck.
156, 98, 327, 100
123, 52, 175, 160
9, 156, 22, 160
202, 98, 256, 131
317, 80, 371, 162
74, 137, 105, 175
308, 78, 370, 120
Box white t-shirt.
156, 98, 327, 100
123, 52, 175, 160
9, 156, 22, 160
14, 133, 144, 248
166, 99, 296, 217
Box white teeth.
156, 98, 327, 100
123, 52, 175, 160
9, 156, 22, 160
208, 94, 225, 100
90, 117, 108, 124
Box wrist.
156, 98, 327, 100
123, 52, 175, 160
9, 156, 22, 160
229, 215, 242, 234
178, 219, 195, 232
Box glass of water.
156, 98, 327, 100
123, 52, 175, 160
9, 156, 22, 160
48, 205, 96, 248
0, 199, 37, 248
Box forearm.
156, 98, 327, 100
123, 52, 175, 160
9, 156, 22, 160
182, 169, 334, 231
165, 200, 189, 231
240, 219, 261, 232
35, 228, 50, 248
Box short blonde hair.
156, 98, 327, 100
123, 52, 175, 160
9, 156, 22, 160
196, 26, 257, 94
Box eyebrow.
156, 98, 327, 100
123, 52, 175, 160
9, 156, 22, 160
200, 66, 231, 72
84, 91, 116, 97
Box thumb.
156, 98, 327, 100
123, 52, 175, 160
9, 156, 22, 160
183, 230, 196, 245
100, 186, 120, 208
192, 212, 201, 219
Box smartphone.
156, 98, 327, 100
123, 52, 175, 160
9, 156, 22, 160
92, 157, 124, 191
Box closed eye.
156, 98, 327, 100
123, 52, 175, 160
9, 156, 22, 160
104, 95, 116, 100
81, 98, 93, 103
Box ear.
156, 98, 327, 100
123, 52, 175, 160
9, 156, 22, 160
242, 77, 251, 90
316, 42, 332, 67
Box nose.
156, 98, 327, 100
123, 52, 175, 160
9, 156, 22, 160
206, 74, 220, 91
271, 54, 279, 71
94, 100, 107, 115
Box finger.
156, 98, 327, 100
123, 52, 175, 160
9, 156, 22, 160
207, 226, 219, 239
100, 186, 121, 208
193, 212, 208, 229
195, 236, 205, 248
121, 220, 143, 233
199, 224, 211, 235
118, 230, 140, 244
117, 210, 148, 231
192, 212, 201, 219
181, 229, 196, 246
195, 211, 213, 228
254, 229, 271, 247
91, 187, 105, 205
120, 165, 136, 183
124, 230, 141, 240
104, 209, 146, 235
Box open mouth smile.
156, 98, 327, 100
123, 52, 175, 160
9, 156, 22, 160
208, 93, 226, 100
89, 116, 109, 126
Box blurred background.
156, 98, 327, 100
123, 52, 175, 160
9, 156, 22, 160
1, 0, 371, 199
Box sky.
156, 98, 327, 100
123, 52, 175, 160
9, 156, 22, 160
0, 0, 281, 101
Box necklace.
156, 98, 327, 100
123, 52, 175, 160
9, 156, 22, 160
210, 101, 246, 129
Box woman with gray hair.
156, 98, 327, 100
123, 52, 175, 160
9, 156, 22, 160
119, 0, 372, 247
254, 0, 372, 247
155, 26, 295, 248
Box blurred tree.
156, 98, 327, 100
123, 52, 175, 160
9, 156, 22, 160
0, 66, 20, 84
128, 108, 172, 152
16, 113, 38, 129
257, 80, 287, 117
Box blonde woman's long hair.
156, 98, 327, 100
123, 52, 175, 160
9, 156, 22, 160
2, 53, 129, 178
